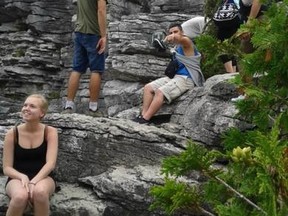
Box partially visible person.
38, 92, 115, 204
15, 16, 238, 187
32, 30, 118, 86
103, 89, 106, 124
152, 16, 207, 52
182, 14, 241, 73
239, 0, 267, 53
63, 0, 107, 115
232, 0, 267, 101
3, 94, 58, 216
181, 16, 207, 42
134, 23, 205, 124
215, 0, 242, 73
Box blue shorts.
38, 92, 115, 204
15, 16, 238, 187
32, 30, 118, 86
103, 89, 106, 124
73, 32, 105, 74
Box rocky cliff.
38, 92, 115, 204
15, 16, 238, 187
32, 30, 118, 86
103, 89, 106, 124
0, 0, 251, 215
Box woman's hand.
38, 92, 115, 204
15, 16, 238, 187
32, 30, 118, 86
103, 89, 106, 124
20, 174, 30, 193
28, 182, 36, 199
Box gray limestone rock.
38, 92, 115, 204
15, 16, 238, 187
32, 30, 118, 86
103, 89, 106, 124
0, 0, 251, 215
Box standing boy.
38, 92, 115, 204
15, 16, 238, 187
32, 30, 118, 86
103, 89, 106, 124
63, 0, 107, 114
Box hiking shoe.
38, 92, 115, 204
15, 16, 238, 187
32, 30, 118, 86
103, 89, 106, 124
133, 115, 150, 124
152, 38, 167, 52
151, 30, 166, 43
61, 107, 73, 114
151, 30, 167, 52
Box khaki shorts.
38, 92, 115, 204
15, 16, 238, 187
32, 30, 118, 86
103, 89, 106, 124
149, 75, 195, 103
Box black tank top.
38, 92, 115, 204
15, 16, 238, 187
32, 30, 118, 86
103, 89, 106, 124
13, 126, 48, 180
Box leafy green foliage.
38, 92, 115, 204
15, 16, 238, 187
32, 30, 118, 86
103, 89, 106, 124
149, 1, 288, 215
195, 0, 244, 78
161, 140, 224, 177
195, 34, 242, 78
195, 16, 242, 78
149, 179, 202, 215
195, 34, 223, 78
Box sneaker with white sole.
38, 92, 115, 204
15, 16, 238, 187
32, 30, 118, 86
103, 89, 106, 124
133, 115, 150, 124
152, 38, 167, 52
231, 94, 246, 102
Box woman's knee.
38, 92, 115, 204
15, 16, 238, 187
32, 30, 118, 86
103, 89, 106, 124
33, 188, 50, 203
9, 191, 29, 207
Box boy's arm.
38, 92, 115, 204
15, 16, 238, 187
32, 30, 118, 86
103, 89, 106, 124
96, 0, 107, 54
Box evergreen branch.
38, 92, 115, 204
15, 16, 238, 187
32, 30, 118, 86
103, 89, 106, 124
214, 176, 268, 215
198, 207, 216, 216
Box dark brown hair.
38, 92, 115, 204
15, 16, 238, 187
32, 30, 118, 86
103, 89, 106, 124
168, 23, 183, 31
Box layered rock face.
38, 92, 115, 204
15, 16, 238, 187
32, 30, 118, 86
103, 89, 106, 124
0, 0, 250, 215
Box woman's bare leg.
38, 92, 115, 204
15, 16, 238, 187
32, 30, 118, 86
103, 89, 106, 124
32, 177, 55, 216
6, 179, 29, 216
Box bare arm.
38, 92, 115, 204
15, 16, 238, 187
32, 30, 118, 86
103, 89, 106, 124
164, 34, 195, 56
240, 0, 262, 40
30, 126, 58, 184
96, 0, 107, 54
249, 0, 262, 20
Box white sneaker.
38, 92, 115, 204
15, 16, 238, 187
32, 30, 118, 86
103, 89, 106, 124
231, 94, 246, 102
253, 72, 268, 78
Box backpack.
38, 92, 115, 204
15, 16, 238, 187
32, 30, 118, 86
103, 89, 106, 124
213, 0, 241, 28
164, 53, 179, 79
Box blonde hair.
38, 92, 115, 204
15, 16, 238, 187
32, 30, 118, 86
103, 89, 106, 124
26, 94, 49, 115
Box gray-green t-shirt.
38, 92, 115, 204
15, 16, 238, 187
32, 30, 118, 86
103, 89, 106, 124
75, 0, 99, 35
